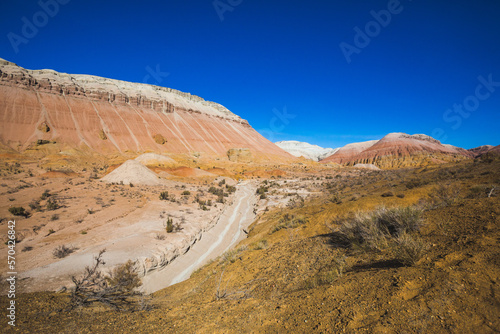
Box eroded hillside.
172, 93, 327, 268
3, 155, 499, 333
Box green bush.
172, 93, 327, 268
53, 245, 75, 258
165, 217, 174, 233
46, 198, 59, 211
41, 189, 51, 200
159, 191, 169, 200
8, 206, 28, 217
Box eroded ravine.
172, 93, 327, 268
141, 181, 258, 293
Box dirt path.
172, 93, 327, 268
141, 181, 257, 293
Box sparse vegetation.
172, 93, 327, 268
41, 189, 51, 200
271, 214, 308, 233
8, 206, 28, 217
335, 206, 426, 263
393, 232, 429, 266
165, 217, 174, 233
155, 233, 166, 240
70, 250, 142, 311
46, 198, 59, 211
253, 239, 268, 250
428, 183, 461, 207
53, 245, 76, 258
159, 191, 169, 200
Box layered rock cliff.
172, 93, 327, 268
0, 58, 293, 161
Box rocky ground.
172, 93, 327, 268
1, 155, 498, 333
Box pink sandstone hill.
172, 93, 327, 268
320, 133, 474, 168
468, 145, 495, 157
477, 145, 500, 159
0, 58, 293, 162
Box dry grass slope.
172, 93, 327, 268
1, 158, 499, 333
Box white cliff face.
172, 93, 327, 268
0, 58, 241, 122
275, 140, 339, 161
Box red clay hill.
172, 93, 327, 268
0, 58, 293, 162
321, 133, 478, 168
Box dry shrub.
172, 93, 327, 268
428, 183, 461, 207
393, 232, 429, 266
70, 250, 142, 311
335, 206, 427, 265
53, 245, 76, 258
271, 214, 307, 233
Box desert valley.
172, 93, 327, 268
0, 57, 498, 333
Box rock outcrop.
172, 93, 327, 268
0, 58, 294, 162
321, 133, 473, 168
275, 140, 339, 161
227, 148, 252, 162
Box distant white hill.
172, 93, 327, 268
275, 140, 339, 161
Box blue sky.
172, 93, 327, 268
1, 0, 499, 149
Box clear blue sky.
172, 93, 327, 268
1, 0, 499, 149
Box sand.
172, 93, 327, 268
101, 160, 165, 186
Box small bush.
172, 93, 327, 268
41, 189, 51, 200
220, 246, 247, 264
29, 200, 42, 211
46, 198, 59, 211
155, 233, 165, 240
8, 207, 28, 217
53, 245, 75, 258
336, 206, 425, 253
36, 139, 51, 145
70, 250, 142, 311
271, 214, 308, 233
253, 239, 268, 250
393, 232, 428, 266
303, 255, 347, 289
106, 260, 142, 293
22, 246, 33, 252
182, 190, 191, 196
381, 191, 394, 197
159, 191, 169, 200
428, 183, 460, 207
50, 214, 59, 221
165, 217, 174, 233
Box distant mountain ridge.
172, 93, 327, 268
275, 140, 339, 161
320, 132, 479, 168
